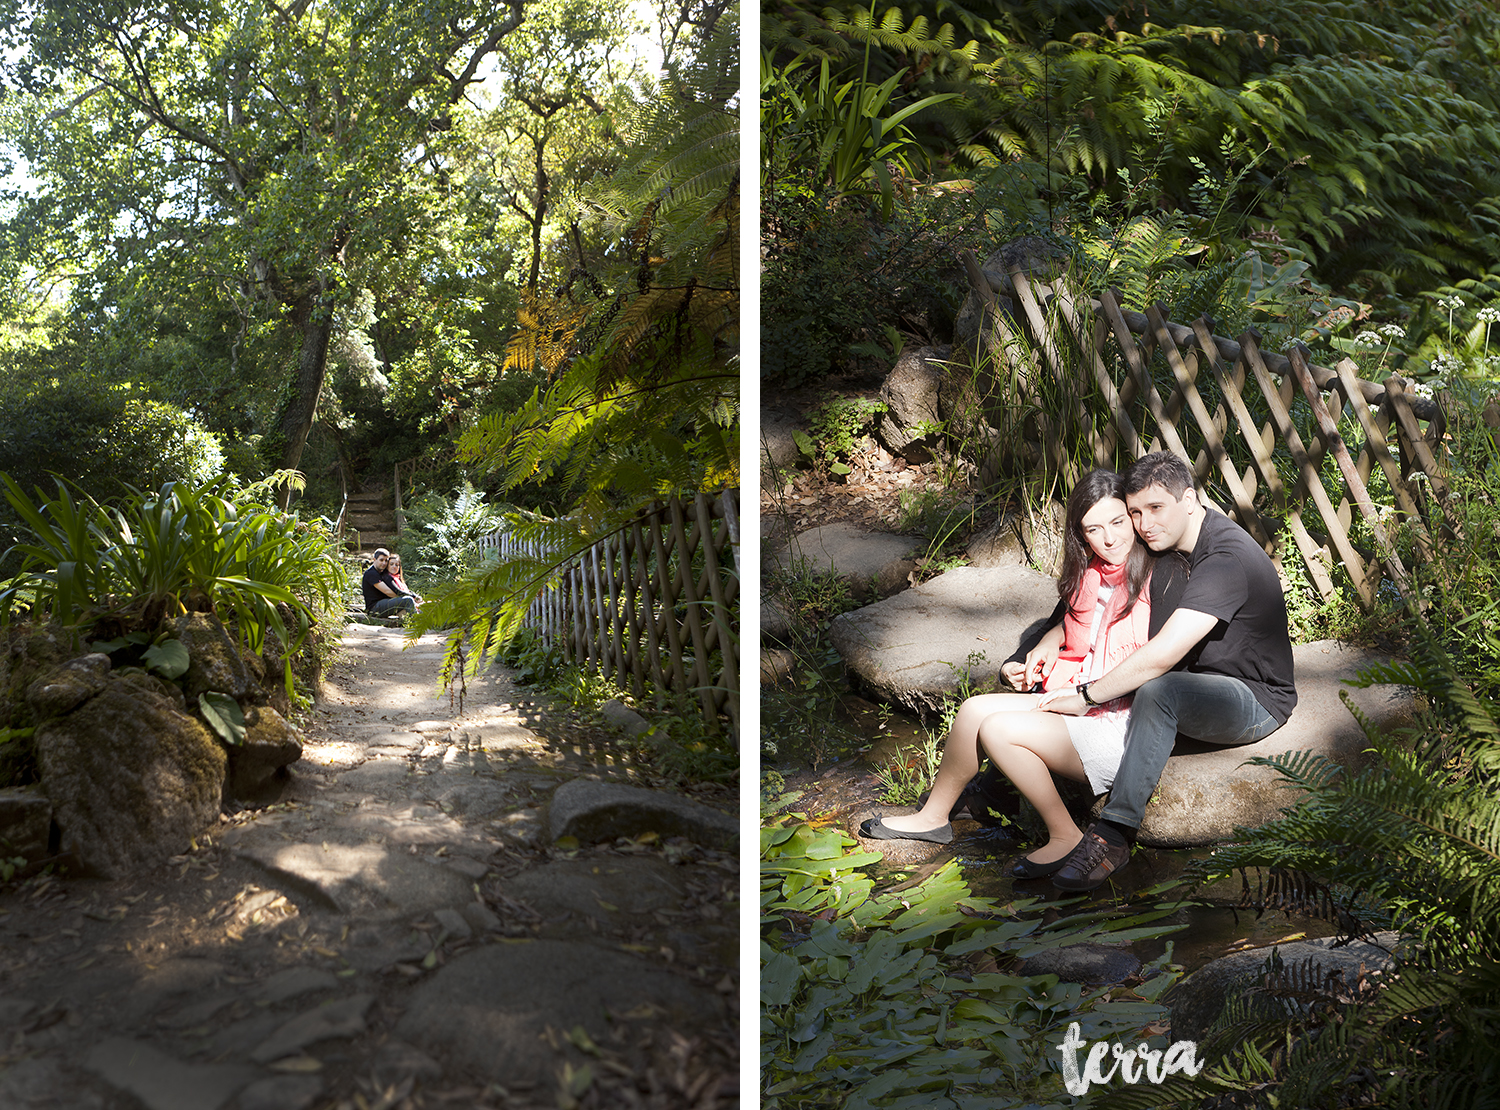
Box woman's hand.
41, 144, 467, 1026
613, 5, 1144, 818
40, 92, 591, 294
1022, 633, 1062, 688
1037, 688, 1087, 716
1000, 660, 1027, 690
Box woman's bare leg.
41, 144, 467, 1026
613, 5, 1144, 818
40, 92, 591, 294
979, 711, 1087, 863
879, 692, 1039, 832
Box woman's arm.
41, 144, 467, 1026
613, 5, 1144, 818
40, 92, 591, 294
1037, 607, 1218, 714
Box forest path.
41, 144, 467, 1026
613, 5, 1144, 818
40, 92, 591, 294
0, 622, 737, 1110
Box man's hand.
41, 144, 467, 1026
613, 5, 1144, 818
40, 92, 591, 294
1037, 688, 1087, 716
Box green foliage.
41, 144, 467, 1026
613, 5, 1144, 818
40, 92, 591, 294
1153, 623, 1500, 1107
765, 0, 1500, 300
0, 474, 350, 683
399, 482, 508, 582
762, 816, 1188, 1107
197, 691, 245, 748
874, 728, 942, 806
796, 396, 888, 476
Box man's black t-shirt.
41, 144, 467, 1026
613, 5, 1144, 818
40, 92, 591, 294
1171, 510, 1297, 724
1002, 512, 1295, 724
362, 565, 397, 611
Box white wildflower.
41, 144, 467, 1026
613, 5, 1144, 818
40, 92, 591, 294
1409, 381, 1434, 399
1378, 323, 1407, 340
1437, 294, 1465, 312
1477, 304, 1500, 324
1353, 331, 1384, 349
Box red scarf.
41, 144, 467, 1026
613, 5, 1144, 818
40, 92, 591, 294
1044, 557, 1151, 696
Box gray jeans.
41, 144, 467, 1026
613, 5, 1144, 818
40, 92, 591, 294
1101, 671, 1282, 829
371, 594, 416, 616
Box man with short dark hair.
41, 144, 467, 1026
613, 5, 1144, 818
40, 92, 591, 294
361, 548, 416, 617
1038, 451, 1296, 890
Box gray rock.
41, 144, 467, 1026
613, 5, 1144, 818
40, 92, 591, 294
24, 653, 111, 720
394, 941, 727, 1086
249, 993, 374, 1063
226, 705, 303, 798
848, 805, 953, 867
761, 648, 798, 685
761, 596, 792, 641
506, 857, 689, 925
372, 1040, 444, 1083
761, 414, 805, 474
1016, 943, 1141, 985
444, 854, 491, 880
340, 758, 409, 791
773, 523, 919, 601
172, 612, 254, 702
36, 675, 226, 879
1169, 932, 1400, 1041
85, 1036, 258, 1110
434, 906, 474, 939
965, 506, 1067, 575
0, 995, 38, 1026
0, 786, 52, 862
461, 901, 501, 934
599, 698, 651, 738
222, 801, 483, 916
876, 345, 953, 462
251, 967, 339, 1006
236, 1075, 323, 1110
829, 564, 1061, 714
549, 779, 736, 849
1125, 641, 1418, 848
954, 237, 1069, 356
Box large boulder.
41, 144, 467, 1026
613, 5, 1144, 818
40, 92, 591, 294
24, 653, 111, 720
1169, 932, 1401, 1041
35, 674, 226, 878
829, 564, 1061, 713
172, 612, 254, 701
965, 505, 1067, 575
772, 523, 921, 601
953, 236, 1070, 358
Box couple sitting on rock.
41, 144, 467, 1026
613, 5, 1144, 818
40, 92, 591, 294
361, 548, 423, 618
862, 451, 1296, 891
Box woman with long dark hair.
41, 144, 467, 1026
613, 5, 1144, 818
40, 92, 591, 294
862, 469, 1157, 877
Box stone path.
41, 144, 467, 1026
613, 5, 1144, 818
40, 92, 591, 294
0, 623, 737, 1109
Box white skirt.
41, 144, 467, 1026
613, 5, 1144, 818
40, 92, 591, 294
1064, 708, 1131, 795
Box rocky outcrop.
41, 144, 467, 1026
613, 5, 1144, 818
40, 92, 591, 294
952, 236, 1070, 359
876, 345, 954, 463
33, 674, 226, 878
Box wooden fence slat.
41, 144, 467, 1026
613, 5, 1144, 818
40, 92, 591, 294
1149, 306, 1271, 546
1331, 357, 1433, 559
1100, 290, 1195, 464
1055, 283, 1145, 463
1289, 347, 1413, 600
1241, 335, 1375, 605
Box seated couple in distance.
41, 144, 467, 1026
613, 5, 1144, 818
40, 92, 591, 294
862, 451, 1297, 891
361, 548, 422, 617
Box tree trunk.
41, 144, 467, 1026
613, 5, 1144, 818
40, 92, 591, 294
276, 287, 335, 508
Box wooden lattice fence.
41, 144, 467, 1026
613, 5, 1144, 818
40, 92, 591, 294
961, 249, 1453, 607
477, 490, 740, 740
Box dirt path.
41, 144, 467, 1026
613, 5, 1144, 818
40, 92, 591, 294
0, 622, 737, 1110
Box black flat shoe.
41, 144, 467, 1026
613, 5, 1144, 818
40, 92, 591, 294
1009, 853, 1067, 879
859, 817, 953, 844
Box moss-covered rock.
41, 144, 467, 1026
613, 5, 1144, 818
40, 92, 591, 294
36, 674, 225, 878
171, 612, 253, 701
25, 653, 112, 721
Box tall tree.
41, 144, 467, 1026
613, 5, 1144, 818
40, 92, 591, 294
0, 0, 527, 497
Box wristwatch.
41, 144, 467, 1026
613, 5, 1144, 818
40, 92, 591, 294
1077, 681, 1100, 708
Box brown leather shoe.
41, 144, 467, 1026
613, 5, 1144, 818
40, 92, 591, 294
1051, 827, 1131, 891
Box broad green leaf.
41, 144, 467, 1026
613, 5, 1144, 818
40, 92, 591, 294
198, 691, 246, 746
142, 639, 190, 680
